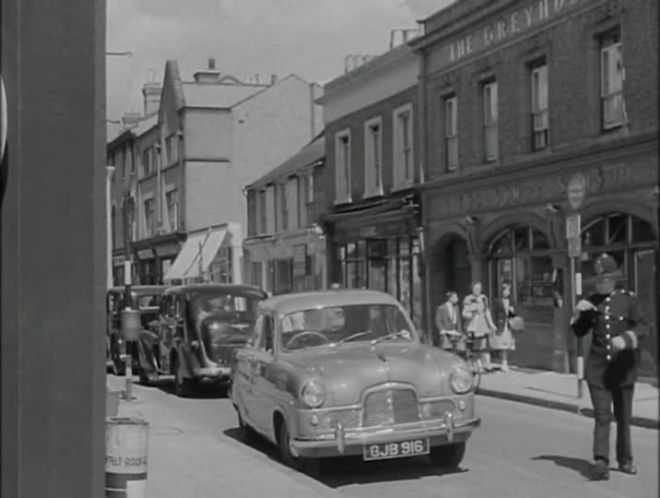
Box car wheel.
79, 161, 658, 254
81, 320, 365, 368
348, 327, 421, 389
235, 407, 257, 441
173, 357, 194, 398
429, 442, 466, 469
277, 419, 320, 475
138, 367, 151, 386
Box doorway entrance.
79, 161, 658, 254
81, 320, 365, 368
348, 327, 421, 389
443, 237, 471, 300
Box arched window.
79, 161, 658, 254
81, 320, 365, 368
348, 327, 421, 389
487, 225, 554, 326
580, 212, 656, 377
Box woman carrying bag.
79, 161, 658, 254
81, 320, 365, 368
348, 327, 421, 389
462, 282, 497, 372
491, 281, 525, 371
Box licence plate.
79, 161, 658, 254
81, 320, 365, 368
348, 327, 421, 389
363, 439, 429, 461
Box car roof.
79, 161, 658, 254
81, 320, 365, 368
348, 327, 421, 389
108, 285, 167, 295
163, 283, 267, 297
259, 289, 402, 316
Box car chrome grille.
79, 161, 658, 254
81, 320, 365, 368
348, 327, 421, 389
363, 388, 419, 427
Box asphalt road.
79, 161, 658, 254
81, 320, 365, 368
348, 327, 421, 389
116, 377, 658, 498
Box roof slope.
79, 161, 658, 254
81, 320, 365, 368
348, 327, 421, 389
248, 134, 325, 189
181, 82, 267, 109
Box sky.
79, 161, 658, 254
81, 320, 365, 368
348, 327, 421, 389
106, 0, 452, 127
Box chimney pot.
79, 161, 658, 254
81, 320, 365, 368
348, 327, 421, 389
270, 74, 277, 85
208, 57, 216, 70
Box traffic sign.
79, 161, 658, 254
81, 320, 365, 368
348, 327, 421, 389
567, 237, 582, 258
565, 213, 581, 239
567, 174, 587, 210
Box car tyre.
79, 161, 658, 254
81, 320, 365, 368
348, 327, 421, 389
429, 442, 466, 469
277, 419, 320, 475
173, 357, 194, 398
138, 367, 151, 386
236, 407, 257, 442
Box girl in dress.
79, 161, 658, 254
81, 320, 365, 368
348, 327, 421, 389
462, 282, 497, 371
490, 281, 517, 372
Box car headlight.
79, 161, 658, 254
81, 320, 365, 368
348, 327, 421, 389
300, 379, 326, 408
449, 364, 473, 394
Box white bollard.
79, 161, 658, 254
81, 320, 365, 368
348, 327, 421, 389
105, 417, 149, 498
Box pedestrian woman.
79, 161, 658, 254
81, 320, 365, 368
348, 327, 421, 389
490, 281, 517, 372
571, 253, 648, 481
462, 282, 496, 371
435, 291, 464, 353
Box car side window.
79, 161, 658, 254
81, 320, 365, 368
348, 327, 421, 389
259, 316, 274, 355
249, 315, 263, 349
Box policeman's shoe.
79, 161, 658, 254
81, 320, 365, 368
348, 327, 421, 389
590, 459, 610, 481
618, 461, 637, 475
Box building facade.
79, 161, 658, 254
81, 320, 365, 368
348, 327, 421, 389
318, 45, 425, 329
108, 59, 323, 286
412, 0, 658, 373
244, 135, 327, 294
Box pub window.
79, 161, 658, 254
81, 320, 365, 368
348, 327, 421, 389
488, 226, 554, 326
257, 189, 267, 235
444, 95, 459, 171
600, 28, 625, 130
335, 130, 352, 204
530, 62, 549, 151
364, 117, 383, 197
483, 80, 499, 162
393, 104, 414, 187
143, 197, 155, 238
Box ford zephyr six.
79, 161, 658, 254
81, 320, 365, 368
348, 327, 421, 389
230, 289, 481, 472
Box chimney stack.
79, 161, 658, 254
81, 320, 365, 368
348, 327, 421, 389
270, 74, 277, 85
142, 81, 162, 117
121, 112, 142, 130
193, 57, 221, 83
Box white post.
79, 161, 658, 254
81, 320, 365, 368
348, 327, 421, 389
106, 166, 116, 290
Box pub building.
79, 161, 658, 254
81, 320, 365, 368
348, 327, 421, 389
318, 43, 426, 328
412, 0, 658, 373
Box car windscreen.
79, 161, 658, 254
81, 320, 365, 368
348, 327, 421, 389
280, 303, 414, 352
190, 292, 260, 327
137, 295, 160, 309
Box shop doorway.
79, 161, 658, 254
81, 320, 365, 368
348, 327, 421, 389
443, 237, 471, 299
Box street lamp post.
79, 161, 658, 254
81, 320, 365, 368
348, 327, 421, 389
106, 165, 116, 290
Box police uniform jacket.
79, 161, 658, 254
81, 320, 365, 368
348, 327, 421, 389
571, 288, 648, 388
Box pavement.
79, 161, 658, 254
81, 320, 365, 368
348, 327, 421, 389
106, 376, 340, 498
106, 375, 658, 498
478, 366, 659, 429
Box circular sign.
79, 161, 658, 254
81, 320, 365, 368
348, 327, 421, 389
567, 174, 586, 210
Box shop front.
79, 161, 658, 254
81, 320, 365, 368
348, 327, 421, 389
163, 223, 243, 285
424, 147, 658, 373
243, 227, 327, 295
324, 197, 424, 330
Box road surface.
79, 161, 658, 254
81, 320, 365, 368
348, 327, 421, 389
111, 376, 658, 498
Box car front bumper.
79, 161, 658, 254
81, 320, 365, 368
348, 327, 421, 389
291, 415, 481, 458
192, 365, 231, 382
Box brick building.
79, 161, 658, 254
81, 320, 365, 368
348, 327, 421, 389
243, 135, 327, 294
412, 0, 658, 372
318, 44, 425, 328
108, 59, 323, 285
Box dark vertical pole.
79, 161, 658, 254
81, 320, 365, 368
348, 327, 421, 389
1, 1, 106, 497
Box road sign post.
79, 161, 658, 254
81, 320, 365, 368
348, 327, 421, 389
566, 174, 586, 400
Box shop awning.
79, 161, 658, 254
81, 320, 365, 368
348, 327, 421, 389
163, 228, 227, 282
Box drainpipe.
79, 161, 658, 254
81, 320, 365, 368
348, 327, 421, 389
309, 83, 316, 140
106, 166, 116, 290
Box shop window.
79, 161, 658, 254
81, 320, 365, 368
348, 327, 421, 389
632, 216, 655, 242
488, 226, 553, 325
607, 213, 627, 244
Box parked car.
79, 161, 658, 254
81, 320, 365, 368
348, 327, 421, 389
230, 289, 481, 473
106, 285, 166, 375
137, 283, 268, 396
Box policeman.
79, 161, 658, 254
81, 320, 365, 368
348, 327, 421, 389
571, 253, 648, 481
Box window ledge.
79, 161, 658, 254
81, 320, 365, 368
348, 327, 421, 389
363, 188, 384, 199
391, 181, 415, 193
334, 197, 353, 206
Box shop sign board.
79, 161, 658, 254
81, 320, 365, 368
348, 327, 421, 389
567, 237, 582, 259
293, 244, 307, 277
565, 213, 581, 239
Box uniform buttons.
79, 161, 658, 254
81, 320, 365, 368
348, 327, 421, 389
607, 345, 611, 350
606, 355, 612, 361
605, 307, 610, 313
606, 324, 610, 329
606, 335, 611, 340
606, 297, 611, 303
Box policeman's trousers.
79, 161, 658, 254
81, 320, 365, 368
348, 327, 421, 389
588, 383, 634, 464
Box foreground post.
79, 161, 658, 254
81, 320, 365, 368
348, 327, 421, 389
105, 417, 149, 498
121, 260, 139, 400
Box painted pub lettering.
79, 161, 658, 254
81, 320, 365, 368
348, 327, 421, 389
447, 0, 584, 63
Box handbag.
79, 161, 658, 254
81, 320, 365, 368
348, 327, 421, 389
508, 315, 525, 332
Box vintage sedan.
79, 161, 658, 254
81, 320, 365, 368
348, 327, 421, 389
137, 283, 268, 396
230, 289, 480, 472
106, 285, 166, 375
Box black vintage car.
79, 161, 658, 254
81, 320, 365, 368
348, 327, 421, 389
136, 283, 267, 396
106, 285, 167, 375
